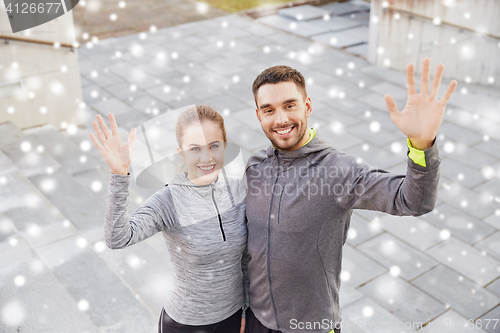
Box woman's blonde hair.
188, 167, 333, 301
175, 105, 227, 173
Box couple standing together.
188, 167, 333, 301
89, 59, 457, 333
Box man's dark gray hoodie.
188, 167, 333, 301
244, 133, 440, 332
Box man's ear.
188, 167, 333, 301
305, 96, 313, 118
255, 108, 262, 122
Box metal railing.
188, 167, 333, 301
0, 34, 79, 50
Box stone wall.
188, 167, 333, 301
368, 0, 500, 88
0, 6, 84, 129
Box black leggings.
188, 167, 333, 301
158, 308, 242, 333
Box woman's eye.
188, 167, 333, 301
211, 144, 219, 149
191, 147, 200, 151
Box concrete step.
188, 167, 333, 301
0, 149, 79, 249
0, 210, 17, 243
33, 235, 157, 332
0, 123, 103, 243
94, 232, 175, 312
0, 122, 24, 149
28, 168, 108, 243
2, 136, 62, 178
0, 238, 100, 332
21, 123, 103, 176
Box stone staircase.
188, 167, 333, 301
257, 0, 371, 57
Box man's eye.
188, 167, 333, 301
264, 109, 271, 113
286, 104, 295, 109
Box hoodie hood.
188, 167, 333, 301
166, 167, 244, 230
170, 169, 227, 192
262, 134, 334, 172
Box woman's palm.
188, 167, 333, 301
89, 113, 136, 174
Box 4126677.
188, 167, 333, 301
5, 2, 62, 14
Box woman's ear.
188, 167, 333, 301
176, 146, 187, 174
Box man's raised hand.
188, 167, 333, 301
89, 113, 137, 175
384, 57, 457, 150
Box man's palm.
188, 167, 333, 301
384, 58, 457, 149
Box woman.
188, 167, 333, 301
89, 106, 248, 333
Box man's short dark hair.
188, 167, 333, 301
252, 65, 307, 106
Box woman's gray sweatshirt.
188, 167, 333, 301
105, 171, 247, 325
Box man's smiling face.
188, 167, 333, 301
255, 81, 312, 151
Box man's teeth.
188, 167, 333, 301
276, 127, 292, 134
199, 165, 214, 171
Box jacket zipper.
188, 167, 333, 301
211, 184, 226, 242
277, 187, 284, 224
172, 178, 227, 242
267, 149, 281, 330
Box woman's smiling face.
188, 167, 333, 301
178, 120, 226, 185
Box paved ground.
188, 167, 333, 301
1, 1, 500, 332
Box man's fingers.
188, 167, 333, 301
96, 114, 112, 139
109, 112, 119, 137
439, 80, 458, 106
430, 63, 445, 98
385, 94, 399, 118
91, 119, 106, 144
406, 63, 417, 95
420, 57, 431, 94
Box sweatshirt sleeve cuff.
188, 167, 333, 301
407, 137, 439, 171
407, 138, 427, 167
109, 171, 131, 194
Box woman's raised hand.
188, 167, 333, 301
89, 113, 137, 175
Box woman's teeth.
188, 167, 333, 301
199, 165, 214, 171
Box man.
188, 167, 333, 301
243, 58, 457, 333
